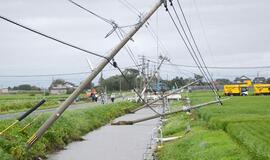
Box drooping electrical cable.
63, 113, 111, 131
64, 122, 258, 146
69, 0, 138, 29
191, 0, 215, 63
145, 23, 169, 57
145, 20, 195, 80
0, 15, 108, 60
164, 5, 222, 103
168, 1, 215, 91
115, 1, 193, 87
69, 0, 141, 70
0, 65, 140, 78
175, 0, 220, 93
147, 59, 195, 78
161, 62, 270, 70
146, 58, 270, 70
122, 0, 141, 15
115, 29, 141, 70
68, 0, 162, 115
118, 0, 141, 17
109, 60, 162, 115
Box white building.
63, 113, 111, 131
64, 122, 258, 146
0, 88, 9, 94
50, 82, 76, 95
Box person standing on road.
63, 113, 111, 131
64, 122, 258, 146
110, 94, 115, 103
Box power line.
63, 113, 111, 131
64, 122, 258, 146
0, 15, 108, 60
165, 5, 221, 103
166, 10, 208, 82
0, 65, 140, 78
167, 1, 222, 100
168, 2, 214, 87
68, 0, 141, 69
145, 23, 169, 57
175, 0, 219, 93
115, 30, 141, 71
191, 0, 215, 63
69, 0, 138, 29
163, 63, 270, 69
0, 72, 90, 78
68, 0, 112, 25
112, 61, 162, 116
118, 0, 141, 16
148, 59, 270, 70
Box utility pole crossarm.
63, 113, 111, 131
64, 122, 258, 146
27, 0, 164, 148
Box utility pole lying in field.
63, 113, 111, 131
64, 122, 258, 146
27, 0, 166, 148
111, 99, 228, 125
130, 79, 201, 113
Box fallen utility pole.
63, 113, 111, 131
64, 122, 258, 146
111, 98, 228, 125
27, 0, 165, 148
130, 79, 200, 113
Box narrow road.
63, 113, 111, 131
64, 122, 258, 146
0, 102, 100, 120
48, 108, 161, 160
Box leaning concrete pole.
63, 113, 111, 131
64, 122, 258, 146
27, 0, 164, 148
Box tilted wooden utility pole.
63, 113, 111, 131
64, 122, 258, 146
27, 0, 166, 148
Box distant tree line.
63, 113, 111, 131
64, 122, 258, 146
8, 84, 41, 91
97, 68, 141, 92
7, 71, 270, 93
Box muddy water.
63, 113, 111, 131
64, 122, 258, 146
48, 108, 160, 160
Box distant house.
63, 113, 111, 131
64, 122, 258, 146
234, 75, 251, 84
49, 82, 77, 94
253, 77, 266, 84
0, 88, 9, 94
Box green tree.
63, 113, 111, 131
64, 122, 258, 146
99, 68, 140, 92
267, 78, 270, 84
49, 79, 66, 90
194, 74, 203, 80
216, 79, 231, 85
12, 84, 41, 90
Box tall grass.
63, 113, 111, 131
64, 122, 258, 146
158, 91, 270, 160
0, 93, 87, 113
0, 101, 138, 159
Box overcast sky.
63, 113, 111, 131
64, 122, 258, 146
1, 0, 270, 88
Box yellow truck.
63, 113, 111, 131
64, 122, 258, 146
224, 79, 252, 96
224, 78, 270, 96
254, 84, 270, 95
224, 84, 249, 96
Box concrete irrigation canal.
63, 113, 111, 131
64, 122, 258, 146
48, 108, 161, 160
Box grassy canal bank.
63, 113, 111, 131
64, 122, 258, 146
158, 91, 270, 160
0, 101, 138, 160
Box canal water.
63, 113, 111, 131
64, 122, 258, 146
48, 108, 161, 160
